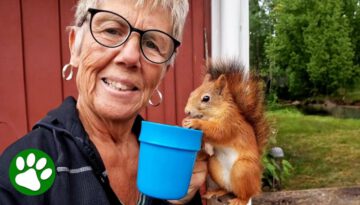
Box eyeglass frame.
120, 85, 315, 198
77, 8, 181, 64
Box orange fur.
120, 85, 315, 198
183, 59, 269, 205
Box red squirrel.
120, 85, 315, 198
183, 59, 269, 205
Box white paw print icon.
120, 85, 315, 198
9, 149, 56, 195
15, 153, 53, 191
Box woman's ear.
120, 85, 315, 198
69, 28, 80, 67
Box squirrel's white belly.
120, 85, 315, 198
214, 147, 239, 191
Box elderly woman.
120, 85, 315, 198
0, 0, 206, 204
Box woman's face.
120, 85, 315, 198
70, 0, 173, 121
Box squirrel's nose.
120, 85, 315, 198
184, 108, 191, 116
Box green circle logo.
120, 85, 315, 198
9, 148, 56, 196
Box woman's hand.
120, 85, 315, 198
168, 151, 208, 204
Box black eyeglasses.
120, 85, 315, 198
81, 8, 180, 64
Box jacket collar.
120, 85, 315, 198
33, 96, 143, 143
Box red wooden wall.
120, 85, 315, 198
0, 0, 211, 153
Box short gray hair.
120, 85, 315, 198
73, 0, 189, 41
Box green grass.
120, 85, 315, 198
266, 107, 360, 190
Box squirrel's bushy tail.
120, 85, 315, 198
207, 59, 269, 154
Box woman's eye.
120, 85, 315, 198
144, 40, 160, 51
104, 28, 120, 35
201, 95, 210, 103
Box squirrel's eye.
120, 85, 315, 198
201, 95, 210, 103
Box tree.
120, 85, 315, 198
250, 0, 272, 74
265, 0, 359, 99
304, 1, 355, 95
344, 0, 360, 67
266, 0, 312, 98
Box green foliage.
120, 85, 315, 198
256, 0, 360, 99
265, 91, 281, 111
304, 1, 355, 95
262, 151, 294, 191
344, 0, 360, 66
250, 0, 273, 74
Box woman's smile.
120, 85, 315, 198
100, 76, 141, 98
0, 0, 197, 205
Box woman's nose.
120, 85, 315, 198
114, 35, 141, 67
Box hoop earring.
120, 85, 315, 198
149, 88, 163, 107
62, 64, 74, 81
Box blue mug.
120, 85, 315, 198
137, 121, 203, 200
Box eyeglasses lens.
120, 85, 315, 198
90, 11, 176, 63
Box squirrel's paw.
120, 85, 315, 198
182, 118, 200, 129
202, 190, 228, 199
182, 118, 194, 128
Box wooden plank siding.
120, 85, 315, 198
0, 0, 211, 153
0, 0, 28, 152
21, 0, 63, 131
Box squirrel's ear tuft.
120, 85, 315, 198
215, 74, 227, 95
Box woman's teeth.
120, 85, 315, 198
103, 78, 136, 91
